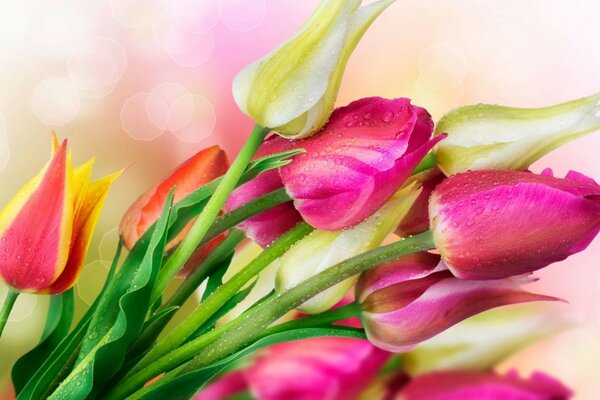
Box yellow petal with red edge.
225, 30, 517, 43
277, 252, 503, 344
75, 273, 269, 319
44, 168, 122, 294
0, 140, 73, 292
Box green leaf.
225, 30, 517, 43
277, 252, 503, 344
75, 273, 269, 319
137, 327, 365, 400
16, 241, 123, 400
142, 306, 179, 332
46, 191, 174, 400
200, 261, 229, 302
191, 279, 258, 340
12, 289, 75, 394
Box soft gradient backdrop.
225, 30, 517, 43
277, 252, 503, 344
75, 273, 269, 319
1, 0, 599, 398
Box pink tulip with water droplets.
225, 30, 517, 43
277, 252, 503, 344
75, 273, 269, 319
356, 252, 558, 352
429, 169, 600, 280
226, 96, 444, 245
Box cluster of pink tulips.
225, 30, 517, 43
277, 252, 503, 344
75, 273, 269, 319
1, 1, 600, 399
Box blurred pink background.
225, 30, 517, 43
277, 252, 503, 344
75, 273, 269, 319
1, 0, 599, 398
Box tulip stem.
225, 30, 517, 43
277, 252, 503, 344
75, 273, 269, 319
177, 231, 434, 373
123, 232, 435, 400
0, 289, 19, 338
152, 124, 270, 303
125, 222, 313, 385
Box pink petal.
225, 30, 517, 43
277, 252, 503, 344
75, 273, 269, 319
0, 141, 72, 292
396, 370, 573, 400
396, 167, 446, 237
244, 337, 389, 400
361, 263, 558, 352
430, 170, 600, 280
194, 370, 248, 400
278, 97, 441, 230
224, 168, 303, 247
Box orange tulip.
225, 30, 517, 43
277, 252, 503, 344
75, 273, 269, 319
0, 136, 121, 294
119, 146, 229, 275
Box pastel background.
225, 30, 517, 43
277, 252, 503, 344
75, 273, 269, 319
1, 0, 599, 398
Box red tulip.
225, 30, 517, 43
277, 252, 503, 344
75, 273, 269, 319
0, 138, 120, 294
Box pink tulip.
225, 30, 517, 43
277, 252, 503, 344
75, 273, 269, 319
194, 370, 248, 400
356, 253, 556, 352
395, 167, 445, 237
243, 336, 389, 400
226, 97, 443, 244
429, 169, 600, 280
223, 137, 303, 247
395, 370, 573, 400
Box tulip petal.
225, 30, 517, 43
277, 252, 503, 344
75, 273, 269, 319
278, 183, 421, 314
244, 337, 389, 400
44, 168, 122, 294
397, 370, 573, 400
279, 97, 440, 230
434, 92, 600, 175
361, 261, 558, 352
430, 170, 600, 280
120, 145, 229, 249
194, 370, 248, 400
0, 141, 73, 292
233, 1, 361, 135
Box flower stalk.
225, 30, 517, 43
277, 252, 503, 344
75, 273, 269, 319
122, 231, 434, 400
151, 124, 270, 302
0, 289, 19, 338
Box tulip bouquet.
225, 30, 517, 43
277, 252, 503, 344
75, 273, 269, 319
1, 1, 600, 399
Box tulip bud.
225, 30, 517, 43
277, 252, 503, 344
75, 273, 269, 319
356, 253, 557, 352
403, 303, 569, 375
277, 183, 421, 314
233, 0, 395, 138
396, 370, 573, 400
120, 146, 229, 276
227, 97, 443, 239
434, 92, 600, 175
0, 138, 120, 294
430, 169, 600, 280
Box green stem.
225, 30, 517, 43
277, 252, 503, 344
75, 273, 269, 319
130, 222, 313, 378
203, 187, 291, 245
125, 232, 435, 400
180, 231, 434, 372
104, 298, 358, 400
0, 289, 19, 338
151, 124, 270, 303
123, 231, 246, 364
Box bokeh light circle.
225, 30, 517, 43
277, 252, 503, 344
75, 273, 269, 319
31, 77, 81, 125
121, 83, 215, 142
152, 2, 215, 67
109, 0, 159, 29
218, 0, 267, 32
120, 92, 164, 141
68, 37, 128, 99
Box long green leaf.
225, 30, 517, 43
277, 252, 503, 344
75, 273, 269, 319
12, 289, 75, 393
136, 327, 365, 400
16, 241, 123, 400
47, 191, 174, 399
